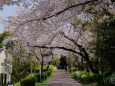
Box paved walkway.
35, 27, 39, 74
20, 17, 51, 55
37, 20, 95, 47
44, 69, 83, 86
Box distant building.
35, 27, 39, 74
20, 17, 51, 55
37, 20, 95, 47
0, 48, 12, 86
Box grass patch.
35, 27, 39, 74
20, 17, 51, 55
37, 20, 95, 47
14, 82, 21, 86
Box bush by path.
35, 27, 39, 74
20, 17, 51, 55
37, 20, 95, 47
14, 65, 54, 86
71, 71, 113, 86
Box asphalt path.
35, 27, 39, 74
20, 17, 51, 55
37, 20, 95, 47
44, 69, 83, 86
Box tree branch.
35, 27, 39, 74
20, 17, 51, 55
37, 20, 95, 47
32, 48, 41, 63
43, 0, 98, 20
63, 34, 89, 60
33, 45, 84, 57
17, 0, 98, 27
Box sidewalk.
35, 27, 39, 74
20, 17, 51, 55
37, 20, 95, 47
44, 69, 83, 86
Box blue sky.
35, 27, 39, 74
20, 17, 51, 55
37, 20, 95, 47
0, 5, 16, 33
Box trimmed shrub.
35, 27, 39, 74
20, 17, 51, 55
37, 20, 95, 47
35, 65, 54, 82
35, 73, 41, 82
68, 68, 77, 72
41, 72, 47, 80
47, 69, 52, 76
72, 68, 78, 72
21, 77, 36, 86
71, 71, 83, 82
36, 69, 40, 73
71, 71, 104, 84
102, 71, 112, 85
35, 69, 52, 82
35, 72, 46, 81
109, 73, 115, 85
81, 74, 92, 83
103, 71, 112, 78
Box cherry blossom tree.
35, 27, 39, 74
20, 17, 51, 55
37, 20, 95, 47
31, 47, 54, 73
4, 0, 115, 73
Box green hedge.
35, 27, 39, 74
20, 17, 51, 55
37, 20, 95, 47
21, 77, 37, 86
35, 69, 52, 82
109, 73, 115, 85
68, 68, 78, 72
71, 71, 103, 84
71, 71, 113, 85
16, 65, 54, 86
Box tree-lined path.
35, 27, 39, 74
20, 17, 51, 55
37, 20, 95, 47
44, 70, 83, 86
